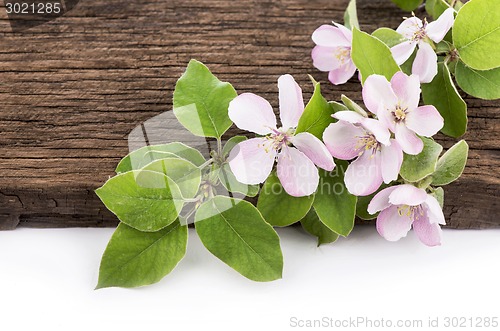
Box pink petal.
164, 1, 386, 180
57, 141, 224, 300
413, 215, 443, 246
394, 124, 423, 155
333, 110, 365, 124
390, 71, 421, 110
406, 105, 444, 137
396, 16, 423, 40
278, 74, 304, 129
412, 42, 438, 83
376, 205, 413, 241
423, 195, 446, 225
388, 184, 428, 206
328, 60, 357, 85
291, 132, 335, 171
391, 40, 417, 65
380, 140, 403, 184
344, 151, 383, 196
228, 138, 276, 185
362, 74, 398, 116
368, 186, 399, 214
277, 147, 319, 197
333, 22, 353, 42
426, 8, 455, 43
361, 118, 391, 146
312, 24, 351, 47
323, 121, 365, 160
312, 46, 341, 72
228, 93, 277, 135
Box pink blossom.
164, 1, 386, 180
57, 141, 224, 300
228, 74, 335, 197
362, 72, 444, 155
323, 111, 403, 196
368, 184, 446, 246
391, 8, 455, 83
311, 23, 356, 85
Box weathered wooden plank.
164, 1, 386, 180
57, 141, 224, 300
0, 0, 498, 230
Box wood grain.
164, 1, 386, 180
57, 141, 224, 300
0, 0, 498, 230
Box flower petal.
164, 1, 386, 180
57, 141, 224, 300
391, 40, 417, 64
412, 42, 438, 83
413, 215, 443, 246
368, 186, 399, 214
291, 132, 336, 171
333, 22, 353, 42
312, 24, 351, 47
426, 8, 455, 43
228, 138, 276, 185
312, 46, 341, 71
323, 121, 365, 160
344, 151, 383, 196
228, 93, 277, 135
394, 123, 423, 155
278, 74, 304, 129
277, 147, 319, 197
328, 60, 357, 85
361, 118, 391, 146
406, 105, 444, 137
390, 71, 421, 111
376, 205, 413, 241
396, 16, 423, 39
362, 74, 398, 116
333, 110, 365, 124
423, 195, 446, 225
380, 140, 403, 184
388, 184, 427, 206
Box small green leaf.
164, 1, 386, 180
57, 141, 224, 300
455, 61, 500, 100
343, 0, 359, 30
141, 158, 202, 199
257, 172, 314, 227
422, 63, 467, 138
173, 59, 237, 138
430, 187, 445, 208
300, 209, 339, 246
425, 0, 450, 19
296, 81, 336, 140
313, 161, 357, 237
329, 101, 349, 112
400, 137, 443, 182
391, 0, 423, 11
195, 197, 283, 282
96, 220, 187, 289
340, 94, 368, 117
432, 140, 469, 186
218, 163, 259, 197
453, 0, 500, 70
222, 136, 247, 158
96, 171, 184, 232
116, 142, 206, 173
400, 49, 417, 76
372, 27, 406, 47
351, 28, 401, 83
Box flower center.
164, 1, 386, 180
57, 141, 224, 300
334, 47, 351, 65
260, 128, 293, 153
393, 105, 408, 123
355, 133, 381, 156
397, 204, 425, 221
411, 18, 428, 42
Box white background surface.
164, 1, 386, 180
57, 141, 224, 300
0, 225, 499, 331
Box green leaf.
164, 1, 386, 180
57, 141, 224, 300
217, 163, 259, 197
425, 0, 450, 19
96, 220, 187, 289
351, 28, 401, 83
116, 142, 206, 173
300, 209, 339, 246
257, 172, 314, 227
313, 161, 357, 237
453, 0, 500, 70
173, 59, 237, 138
455, 61, 500, 100
400, 49, 417, 75
400, 137, 443, 182
141, 158, 202, 199
296, 81, 336, 140
372, 27, 406, 47
431, 187, 445, 208
340, 94, 368, 116
222, 136, 247, 158
355, 184, 388, 220
195, 197, 283, 282
343, 0, 359, 30
96, 170, 184, 232
422, 63, 467, 138
329, 101, 349, 112
432, 140, 469, 186
391, 0, 423, 11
